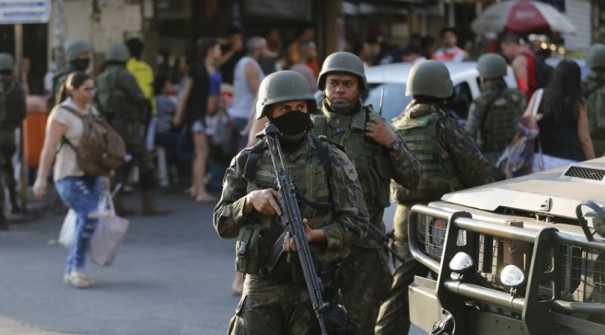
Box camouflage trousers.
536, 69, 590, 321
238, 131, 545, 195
340, 245, 392, 335
228, 275, 321, 335
0, 130, 17, 207
375, 202, 429, 335
110, 121, 155, 191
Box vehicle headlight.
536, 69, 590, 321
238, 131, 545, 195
449, 251, 474, 273
500, 264, 525, 288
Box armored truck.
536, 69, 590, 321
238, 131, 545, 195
408, 157, 605, 335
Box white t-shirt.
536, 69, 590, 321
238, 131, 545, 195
49, 98, 99, 181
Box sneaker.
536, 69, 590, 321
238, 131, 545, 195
63, 271, 94, 289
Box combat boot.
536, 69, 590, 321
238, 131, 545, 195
141, 191, 171, 216
8, 189, 23, 214
0, 208, 9, 231
113, 194, 135, 217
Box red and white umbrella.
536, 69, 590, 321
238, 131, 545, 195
471, 0, 575, 34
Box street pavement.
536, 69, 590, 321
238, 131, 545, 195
0, 188, 239, 335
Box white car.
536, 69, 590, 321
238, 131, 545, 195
364, 61, 518, 232
363, 61, 518, 124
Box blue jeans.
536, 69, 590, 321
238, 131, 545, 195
55, 175, 104, 274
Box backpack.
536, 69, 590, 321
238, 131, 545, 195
56, 104, 126, 176
497, 89, 543, 179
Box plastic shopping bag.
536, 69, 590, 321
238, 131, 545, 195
88, 192, 130, 266
58, 209, 77, 248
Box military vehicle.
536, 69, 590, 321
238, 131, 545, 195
408, 157, 605, 335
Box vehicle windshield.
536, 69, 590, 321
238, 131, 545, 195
364, 83, 411, 122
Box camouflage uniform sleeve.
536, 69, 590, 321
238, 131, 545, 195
390, 122, 422, 190
324, 146, 370, 252
213, 150, 251, 239
465, 98, 487, 141
437, 116, 495, 188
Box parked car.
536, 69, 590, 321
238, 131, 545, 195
363, 61, 518, 124
407, 157, 605, 335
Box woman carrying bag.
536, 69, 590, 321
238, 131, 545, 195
535, 59, 595, 169
33, 72, 109, 289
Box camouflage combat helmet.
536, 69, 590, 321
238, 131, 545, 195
587, 44, 605, 70
477, 53, 507, 78
65, 39, 92, 61
105, 42, 130, 63
317, 51, 368, 92
256, 70, 317, 119
0, 53, 14, 71
406, 60, 453, 98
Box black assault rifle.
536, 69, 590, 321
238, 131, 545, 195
260, 124, 329, 335
345, 220, 406, 263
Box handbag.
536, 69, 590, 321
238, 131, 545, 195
497, 89, 543, 178
88, 191, 130, 266
58, 209, 77, 248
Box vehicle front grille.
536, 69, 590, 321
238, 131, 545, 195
539, 244, 605, 303
411, 209, 605, 304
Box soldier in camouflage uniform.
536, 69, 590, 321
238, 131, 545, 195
48, 39, 92, 109
375, 61, 493, 335
96, 42, 169, 216
465, 53, 526, 180
0, 53, 26, 229
312, 52, 421, 335
214, 70, 368, 335
583, 43, 605, 156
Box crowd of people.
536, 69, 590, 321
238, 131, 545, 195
2, 22, 605, 334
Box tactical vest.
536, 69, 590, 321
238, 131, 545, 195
480, 87, 525, 153
235, 137, 339, 281
392, 105, 462, 202
96, 65, 141, 123
0, 76, 25, 131
312, 105, 393, 215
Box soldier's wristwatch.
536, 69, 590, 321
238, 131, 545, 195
389, 139, 403, 152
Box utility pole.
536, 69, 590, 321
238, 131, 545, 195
54, 0, 65, 71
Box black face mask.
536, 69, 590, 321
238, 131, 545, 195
71, 58, 91, 71
269, 110, 312, 150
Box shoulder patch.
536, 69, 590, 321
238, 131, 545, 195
343, 162, 358, 181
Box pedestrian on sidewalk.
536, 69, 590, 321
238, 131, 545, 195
33, 72, 108, 289
174, 38, 222, 204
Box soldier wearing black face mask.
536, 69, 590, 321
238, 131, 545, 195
214, 70, 368, 335
48, 39, 93, 110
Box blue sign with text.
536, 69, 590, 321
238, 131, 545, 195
0, 0, 50, 24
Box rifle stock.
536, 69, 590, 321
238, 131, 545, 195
261, 124, 329, 335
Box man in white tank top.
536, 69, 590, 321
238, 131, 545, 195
227, 36, 267, 150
